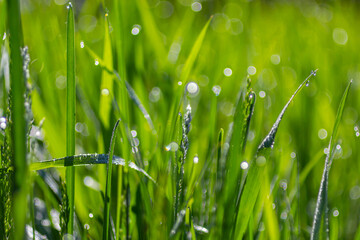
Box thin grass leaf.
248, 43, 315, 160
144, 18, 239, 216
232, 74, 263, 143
83, 46, 155, 132
234, 70, 317, 240
27, 154, 156, 183
65, 2, 76, 235
164, 17, 212, 146
7, 0, 27, 238
135, 0, 167, 68
219, 78, 256, 238
99, 12, 114, 129
103, 120, 120, 240
311, 80, 352, 240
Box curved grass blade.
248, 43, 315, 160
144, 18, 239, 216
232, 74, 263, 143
311, 80, 352, 240
103, 120, 120, 240
7, 0, 27, 238
65, 2, 76, 235
234, 70, 317, 240
28, 154, 156, 184
258, 69, 317, 151
82, 45, 155, 132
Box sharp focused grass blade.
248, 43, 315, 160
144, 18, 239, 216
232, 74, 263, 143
234, 70, 317, 239
65, 2, 75, 234
6, 0, 27, 238
311, 80, 352, 240
103, 120, 120, 240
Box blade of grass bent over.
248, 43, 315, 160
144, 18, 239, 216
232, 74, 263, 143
103, 120, 120, 240
65, 2, 76, 234
311, 80, 352, 240
28, 154, 156, 184
7, 0, 27, 238
234, 70, 318, 240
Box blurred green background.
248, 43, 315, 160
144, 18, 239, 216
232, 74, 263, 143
1, 0, 360, 239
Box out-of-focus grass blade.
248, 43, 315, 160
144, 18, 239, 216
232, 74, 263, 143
164, 17, 212, 146
27, 154, 156, 184
135, 0, 167, 68
7, 0, 27, 238
99, 12, 114, 129
103, 120, 120, 240
234, 70, 317, 240
65, 2, 76, 235
83, 46, 155, 131
311, 80, 352, 240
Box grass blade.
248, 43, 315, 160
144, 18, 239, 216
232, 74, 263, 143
27, 154, 156, 184
164, 16, 212, 146
65, 2, 76, 234
234, 70, 317, 239
99, 12, 114, 129
6, 0, 27, 238
103, 120, 120, 240
311, 80, 352, 240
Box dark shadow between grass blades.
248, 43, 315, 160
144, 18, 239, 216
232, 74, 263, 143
28, 154, 156, 184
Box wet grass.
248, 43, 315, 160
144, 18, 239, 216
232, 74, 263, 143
1, 0, 360, 239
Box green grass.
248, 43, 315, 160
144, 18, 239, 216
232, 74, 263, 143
65, 2, 76, 235
1, 0, 360, 239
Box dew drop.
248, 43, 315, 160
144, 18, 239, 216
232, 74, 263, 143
89, 213, 94, 218
131, 130, 137, 138
240, 161, 248, 170
165, 142, 178, 152
177, 81, 183, 86
333, 209, 339, 217
0, 117, 7, 130
101, 88, 109, 96
305, 81, 310, 87
191, 2, 202, 12
131, 24, 141, 35
186, 81, 199, 95
247, 66, 256, 75
212, 85, 221, 96
80, 41, 85, 48
2, 32, 6, 40
193, 155, 199, 164
223, 67, 232, 77
259, 90, 266, 98
94, 59, 99, 66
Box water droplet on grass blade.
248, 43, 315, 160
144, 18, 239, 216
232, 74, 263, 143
101, 88, 109, 96
240, 161, 248, 169
191, 2, 202, 12
84, 223, 90, 230
212, 85, 221, 96
94, 59, 99, 66
223, 67, 232, 77
131, 24, 141, 35
80, 41, 84, 48
193, 155, 199, 164
0, 117, 7, 130
131, 130, 137, 137
306, 81, 310, 87
186, 81, 199, 95
165, 142, 178, 152
256, 156, 266, 166
333, 209, 339, 217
